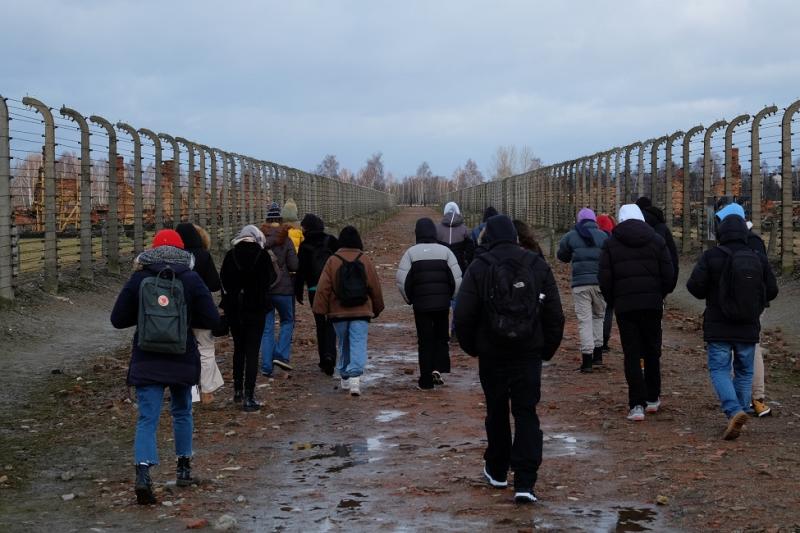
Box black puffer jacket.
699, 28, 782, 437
220, 241, 277, 324
639, 205, 679, 292
396, 218, 462, 312
599, 219, 674, 314
294, 214, 340, 302
175, 223, 221, 293
686, 216, 779, 343
454, 216, 564, 361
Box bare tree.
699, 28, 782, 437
315, 154, 340, 179
416, 161, 433, 180
11, 153, 43, 208
490, 145, 542, 180
358, 152, 385, 190
339, 167, 354, 183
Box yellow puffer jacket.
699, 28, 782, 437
288, 226, 304, 253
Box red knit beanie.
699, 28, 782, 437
151, 229, 184, 249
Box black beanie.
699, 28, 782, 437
483, 215, 518, 245
414, 217, 437, 243
338, 225, 363, 250
301, 213, 324, 233
635, 197, 652, 209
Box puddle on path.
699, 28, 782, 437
543, 432, 594, 457
375, 409, 407, 422
373, 322, 409, 329
539, 504, 664, 532
614, 506, 658, 531
337, 498, 362, 509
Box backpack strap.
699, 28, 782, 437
718, 245, 732, 256
334, 252, 363, 264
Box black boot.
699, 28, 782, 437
176, 456, 196, 487
233, 389, 243, 404
134, 464, 157, 505
242, 390, 261, 412
579, 353, 593, 373
592, 346, 604, 366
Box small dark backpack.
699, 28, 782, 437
310, 236, 333, 285
334, 253, 369, 307
137, 267, 188, 354
717, 245, 766, 323
232, 248, 268, 311
478, 252, 541, 340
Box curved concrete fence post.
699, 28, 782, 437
664, 131, 685, 231
158, 134, 180, 226
60, 106, 93, 280
781, 100, 800, 274
0, 97, 13, 300
202, 145, 218, 250
218, 150, 230, 248
117, 123, 144, 253
724, 114, 751, 197
229, 154, 240, 227
623, 143, 639, 205
176, 137, 195, 223
650, 137, 667, 205
614, 149, 622, 215
138, 129, 163, 231
750, 105, 778, 233
90, 115, 121, 274
682, 126, 704, 253
196, 144, 207, 226
702, 120, 727, 247
639, 139, 654, 201
23, 98, 59, 289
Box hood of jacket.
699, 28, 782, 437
175, 222, 203, 250
641, 205, 666, 226
612, 219, 656, 248
443, 201, 461, 216
232, 240, 264, 266
576, 219, 600, 242
415, 217, 437, 243
301, 213, 325, 233
484, 215, 518, 246
618, 204, 646, 223
482, 206, 498, 222
717, 214, 749, 245
338, 225, 363, 250
441, 211, 465, 228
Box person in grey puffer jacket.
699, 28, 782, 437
557, 207, 608, 372
260, 216, 299, 376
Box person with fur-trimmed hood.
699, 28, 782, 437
454, 215, 564, 504
397, 217, 462, 389
599, 204, 674, 422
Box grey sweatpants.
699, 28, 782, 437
572, 285, 607, 354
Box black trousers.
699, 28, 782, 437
479, 358, 543, 491
308, 291, 337, 367
616, 309, 663, 408
230, 316, 266, 392
413, 309, 450, 387
603, 303, 614, 347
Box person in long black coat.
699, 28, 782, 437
635, 197, 679, 293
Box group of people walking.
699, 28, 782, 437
111, 195, 779, 506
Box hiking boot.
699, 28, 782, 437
645, 398, 661, 414
432, 371, 445, 386
134, 464, 157, 505
592, 347, 604, 366
176, 456, 196, 487
340, 377, 350, 391
273, 359, 293, 371
752, 398, 772, 417
723, 411, 748, 440
627, 405, 645, 421
483, 464, 508, 488
242, 390, 261, 412
579, 353, 593, 373
349, 377, 361, 396
514, 490, 538, 503
233, 389, 243, 404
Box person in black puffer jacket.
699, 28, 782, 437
636, 197, 679, 292
454, 215, 564, 503
396, 217, 462, 389
219, 225, 276, 412
294, 213, 340, 375
599, 204, 674, 422
175, 223, 223, 404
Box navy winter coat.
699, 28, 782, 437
557, 220, 608, 287
111, 263, 221, 387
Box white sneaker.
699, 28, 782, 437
340, 378, 350, 391
627, 405, 645, 421
645, 398, 661, 413
483, 464, 508, 488
514, 491, 537, 503
349, 377, 361, 396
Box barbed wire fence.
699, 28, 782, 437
442, 100, 800, 274
0, 93, 395, 302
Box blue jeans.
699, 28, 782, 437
332, 320, 369, 379
260, 294, 295, 374
134, 384, 193, 465
707, 341, 755, 418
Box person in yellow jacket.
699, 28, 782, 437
282, 198, 304, 252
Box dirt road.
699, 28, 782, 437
1, 207, 799, 532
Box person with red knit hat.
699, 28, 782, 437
151, 229, 184, 249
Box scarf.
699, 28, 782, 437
134, 245, 194, 271
232, 224, 266, 248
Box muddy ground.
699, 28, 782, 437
1, 207, 799, 532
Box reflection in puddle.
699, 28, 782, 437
615, 506, 657, 532
558, 504, 662, 532
338, 498, 362, 509
543, 432, 591, 457
375, 409, 407, 422
374, 322, 407, 329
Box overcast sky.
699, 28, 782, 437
3, 0, 799, 178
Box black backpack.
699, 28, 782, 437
137, 267, 188, 354
334, 253, 369, 307
478, 252, 541, 340
717, 245, 766, 323
310, 236, 333, 285
232, 248, 269, 311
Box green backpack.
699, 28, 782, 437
137, 267, 188, 354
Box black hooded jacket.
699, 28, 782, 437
454, 216, 564, 361
220, 241, 277, 324
294, 214, 340, 302
599, 219, 674, 314
175, 223, 221, 292
686, 216, 779, 343
636, 199, 679, 291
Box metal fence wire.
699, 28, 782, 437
443, 100, 800, 275
0, 94, 395, 301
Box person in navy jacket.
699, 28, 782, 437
111, 229, 220, 505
